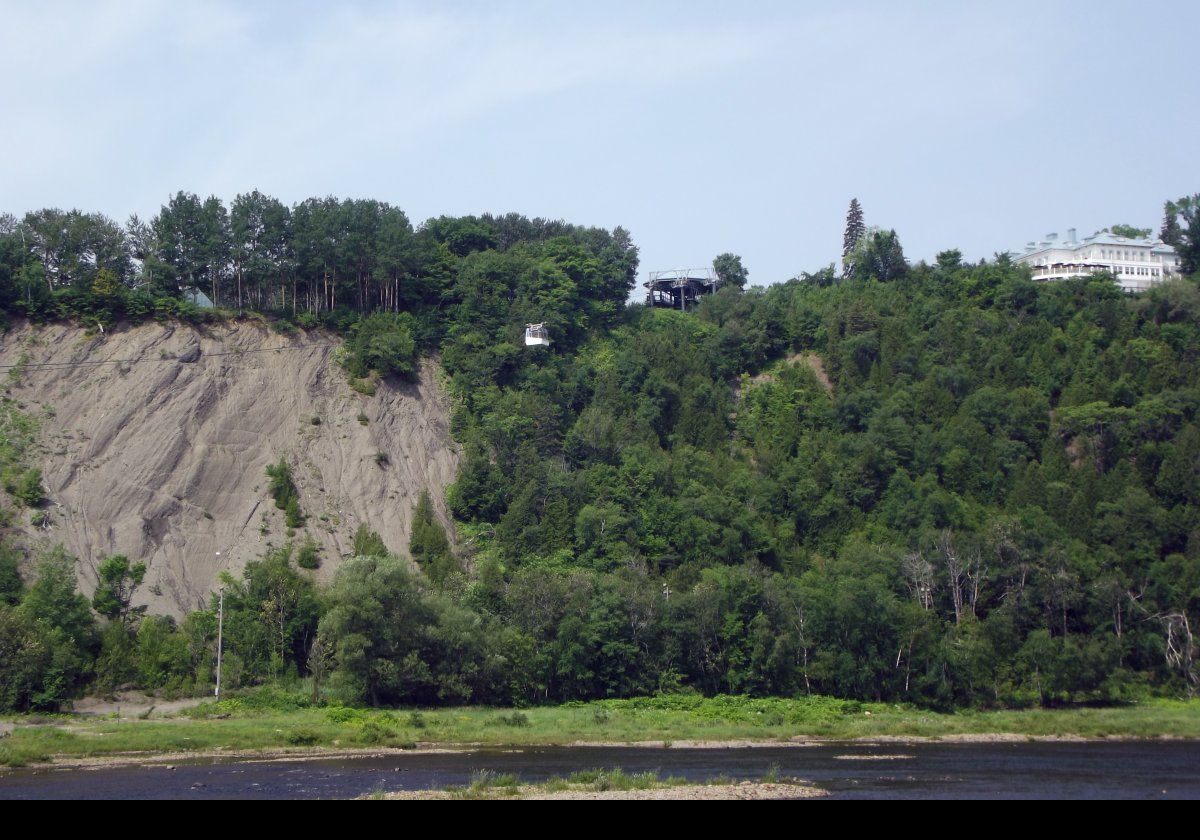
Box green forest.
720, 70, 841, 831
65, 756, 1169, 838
1, 193, 1199, 714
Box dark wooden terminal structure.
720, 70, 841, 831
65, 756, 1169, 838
644, 268, 719, 311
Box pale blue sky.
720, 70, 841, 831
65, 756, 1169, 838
2, 1, 1197, 286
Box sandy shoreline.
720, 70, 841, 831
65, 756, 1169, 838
375, 782, 826, 800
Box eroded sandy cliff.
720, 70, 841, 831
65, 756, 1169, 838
0, 320, 460, 616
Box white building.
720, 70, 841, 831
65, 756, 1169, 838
1011, 228, 1180, 293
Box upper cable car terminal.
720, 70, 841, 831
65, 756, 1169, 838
643, 268, 719, 311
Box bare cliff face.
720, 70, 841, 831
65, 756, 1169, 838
0, 320, 460, 616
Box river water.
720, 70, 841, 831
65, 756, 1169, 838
2, 741, 1198, 799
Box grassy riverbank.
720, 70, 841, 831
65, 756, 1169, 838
2, 693, 1198, 768
367, 767, 824, 800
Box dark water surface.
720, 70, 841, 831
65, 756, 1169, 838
2, 741, 1198, 799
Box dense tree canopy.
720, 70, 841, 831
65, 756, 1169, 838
0, 197, 639, 341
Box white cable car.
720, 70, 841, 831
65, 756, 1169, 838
524, 323, 551, 347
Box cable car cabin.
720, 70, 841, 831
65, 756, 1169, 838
524, 323, 551, 347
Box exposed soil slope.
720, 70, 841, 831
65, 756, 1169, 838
0, 320, 460, 615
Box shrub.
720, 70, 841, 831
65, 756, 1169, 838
350, 377, 376, 397
285, 728, 322, 746
356, 718, 398, 745
265, 458, 297, 510
324, 706, 364, 724
267, 457, 305, 526
352, 523, 388, 557
285, 496, 305, 528
492, 711, 529, 728
296, 538, 321, 570
12, 468, 44, 508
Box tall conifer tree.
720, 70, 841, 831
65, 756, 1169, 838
842, 198, 865, 279
1161, 200, 1182, 247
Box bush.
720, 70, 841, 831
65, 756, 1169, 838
350, 377, 376, 397
183, 686, 313, 716
296, 538, 321, 570
356, 718, 398, 744
267, 458, 305, 526
285, 728, 322, 746
285, 497, 305, 528
492, 711, 529, 728
12, 468, 44, 508
265, 458, 298, 510
352, 524, 388, 557
323, 705, 372, 724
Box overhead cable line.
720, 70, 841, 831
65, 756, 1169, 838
0, 343, 338, 370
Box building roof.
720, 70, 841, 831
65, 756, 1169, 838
1010, 229, 1176, 260
1078, 230, 1158, 247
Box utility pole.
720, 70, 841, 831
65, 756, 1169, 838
214, 551, 224, 700
215, 588, 224, 699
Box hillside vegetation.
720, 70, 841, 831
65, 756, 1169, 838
1, 196, 1199, 713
